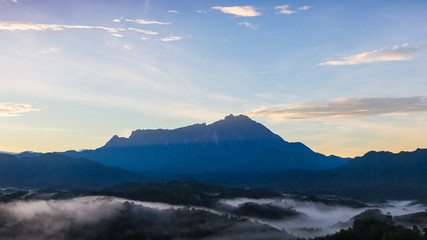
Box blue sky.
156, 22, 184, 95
1, 0, 426, 157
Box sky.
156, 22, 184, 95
0, 0, 426, 157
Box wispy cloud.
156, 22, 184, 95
0, 123, 73, 133
40, 48, 60, 54
168, 10, 179, 14
161, 36, 182, 42
123, 44, 133, 50
124, 19, 171, 25
319, 44, 420, 66
0, 21, 123, 33
0, 103, 40, 117
111, 33, 124, 37
238, 22, 257, 30
212, 6, 261, 17
299, 6, 312, 11
246, 96, 427, 120
112, 17, 123, 23
128, 27, 158, 35
275, 5, 296, 15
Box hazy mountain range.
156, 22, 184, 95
207, 149, 427, 201
0, 153, 148, 189
59, 114, 348, 173
2, 114, 427, 200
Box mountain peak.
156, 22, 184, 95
103, 114, 282, 148
223, 114, 250, 120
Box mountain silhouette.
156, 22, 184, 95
62, 114, 348, 173
228, 148, 427, 200
0, 153, 148, 189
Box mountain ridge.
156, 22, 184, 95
103, 114, 283, 148
61, 114, 348, 173
212, 148, 427, 200
0, 153, 149, 189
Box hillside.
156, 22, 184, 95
0, 153, 149, 189
212, 149, 427, 200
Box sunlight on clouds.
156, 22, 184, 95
212, 6, 261, 17
0, 103, 40, 117
161, 36, 182, 42
112, 17, 124, 23
168, 10, 179, 14
111, 33, 124, 37
319, 44, 420, 65
40, 48, 60, 54
128, 27, 158, 35
299, 6, 312, 11
238, 22, 257, 30
123, 44, 133, 50
124, 19, 171, 25
275, 5, 296, 15
0, 21, 124, 33
246, 96, 427, 120
0, 123, 72, 133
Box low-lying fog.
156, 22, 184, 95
220, 196, 426, 238
0, 196, 289, 240
0, 194, 425, 239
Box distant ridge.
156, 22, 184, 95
62, 114, 348, 173
231, 148, 427, 200
0, 153, 148, 189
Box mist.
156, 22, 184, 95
0, 193, 426, 239
0, 196, 291, 240
220, 196, 427, 238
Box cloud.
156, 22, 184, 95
212, 6, 261, 17
141, 37, 148, 40
0, 103, 40, 117
123, 44, 133, 50
168, 10, 179, 14
112, 17, 123, 23
299, 6, 312, 11
124, 19, 171, 25
40, 48, 60, 54
111, 33, 124, 37
0, 21, 123, 33
319, 44, 420, 66
161, 36, 182, 42
128, 27, 158, 35
246, 96, 427, 120
275, 5, 296, 15
0, 123, 72, 133
238, 22, 257, 30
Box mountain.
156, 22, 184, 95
214, 149, 427, 200
62, 114, 348, 173
15, 151, 43, 158
0, 153, 149, 189
243, 147, 322, 172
